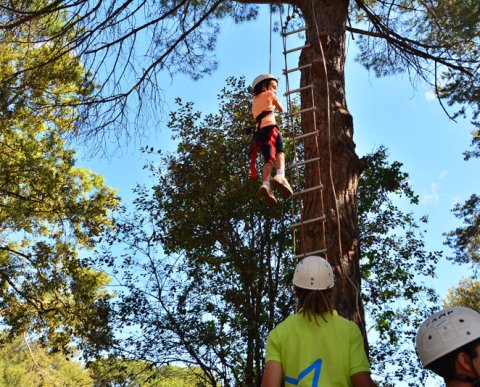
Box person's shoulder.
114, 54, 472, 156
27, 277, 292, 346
254, 91, 269, 100
279, 314, 298, 324
272, 314, 298, 331
330, 310, 359, 328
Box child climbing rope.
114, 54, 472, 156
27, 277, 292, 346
250, 74, 293, 206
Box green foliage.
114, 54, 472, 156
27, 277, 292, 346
0, 10, 119, 355
444, 277, 480, 311
97, 77, 439, 386
97, 76, 293, 386
464, 129, 480, 160
0, 1, 93, 132
89, 358, 209, 386
0, 332, 92, 386
353, 0, 479, 136
431, 0, 480, 125
443, 194, 479, 313
445, 194, 480, 267
358, 146, 439, 385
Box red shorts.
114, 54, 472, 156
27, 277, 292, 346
249, 125, 284, 179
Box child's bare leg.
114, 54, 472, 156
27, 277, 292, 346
272, 152, 293, 196
262, 162, 273, 183
275, 152, 286, 176
260, 162, 277, 206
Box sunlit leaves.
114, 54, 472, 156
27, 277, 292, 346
444, 277, 480, 310
0, 9, 119, 356
0, 333, 92, 386
445, 193, 480, 267
88, 359, 209, 386
358, 146, 439, 384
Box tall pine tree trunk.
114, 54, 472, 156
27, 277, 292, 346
238, 0, 368, 371
296, 0, 366, 337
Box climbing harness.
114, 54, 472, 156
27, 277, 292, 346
248, 110, 276, 179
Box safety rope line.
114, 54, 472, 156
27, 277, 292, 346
269, 5, 273, 74
309, 0, 361, 321
309, 0, 341, 267
280, 8, 304, 259
280, 6, 327, 261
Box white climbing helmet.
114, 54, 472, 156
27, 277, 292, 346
416, 306, 480, 367
293, 255, 334, 290
252, 73, 278, 90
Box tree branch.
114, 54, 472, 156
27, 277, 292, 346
23, 332, 48, 376
353, 0, 473, 76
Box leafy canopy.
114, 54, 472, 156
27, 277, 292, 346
443, 194, 479, 312
0, 6, 119, 355
444, 277, 480, 311
352, 0, 479, 136
445, 194, 480, 268
96, 77, 439, 385
0, 1, 477, 151
0, 332, 92, 387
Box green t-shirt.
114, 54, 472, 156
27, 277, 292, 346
265, 310, 371, 386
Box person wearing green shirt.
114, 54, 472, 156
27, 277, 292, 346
262, 255, 376, 387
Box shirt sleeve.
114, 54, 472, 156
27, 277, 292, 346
265, 329, 282, 363
348, 323, 371, 376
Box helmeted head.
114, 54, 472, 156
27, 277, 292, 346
252, 73, 279, 94
293, 255, 334, 290
416, 306, 480, 368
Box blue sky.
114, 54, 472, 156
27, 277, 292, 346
81, 7, 478, 302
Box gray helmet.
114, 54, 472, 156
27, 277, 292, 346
293, 256, 334, 290
416, 306, 480, 367
252, 74, 279, 90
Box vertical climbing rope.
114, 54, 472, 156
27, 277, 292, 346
269, 0, 362, 327
280, 7, 328, 260
280, 8, 303, 260
309, 0, 362, 321
269, 5, 273, 74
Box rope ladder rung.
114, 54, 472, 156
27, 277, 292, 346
283, 64, 312, 75
291, 215, 326, 228
287, 106, 316, 118
283, 44, 310, 55
291, 130, 320, 141
293, 184, 323, 196
293, 248, 328, 260
284, 84, 314, 96
288, 157, 321, 169
281, 27, 307, 37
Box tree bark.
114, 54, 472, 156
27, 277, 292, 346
238, 0, 368, 352
295, 0, 367, 339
